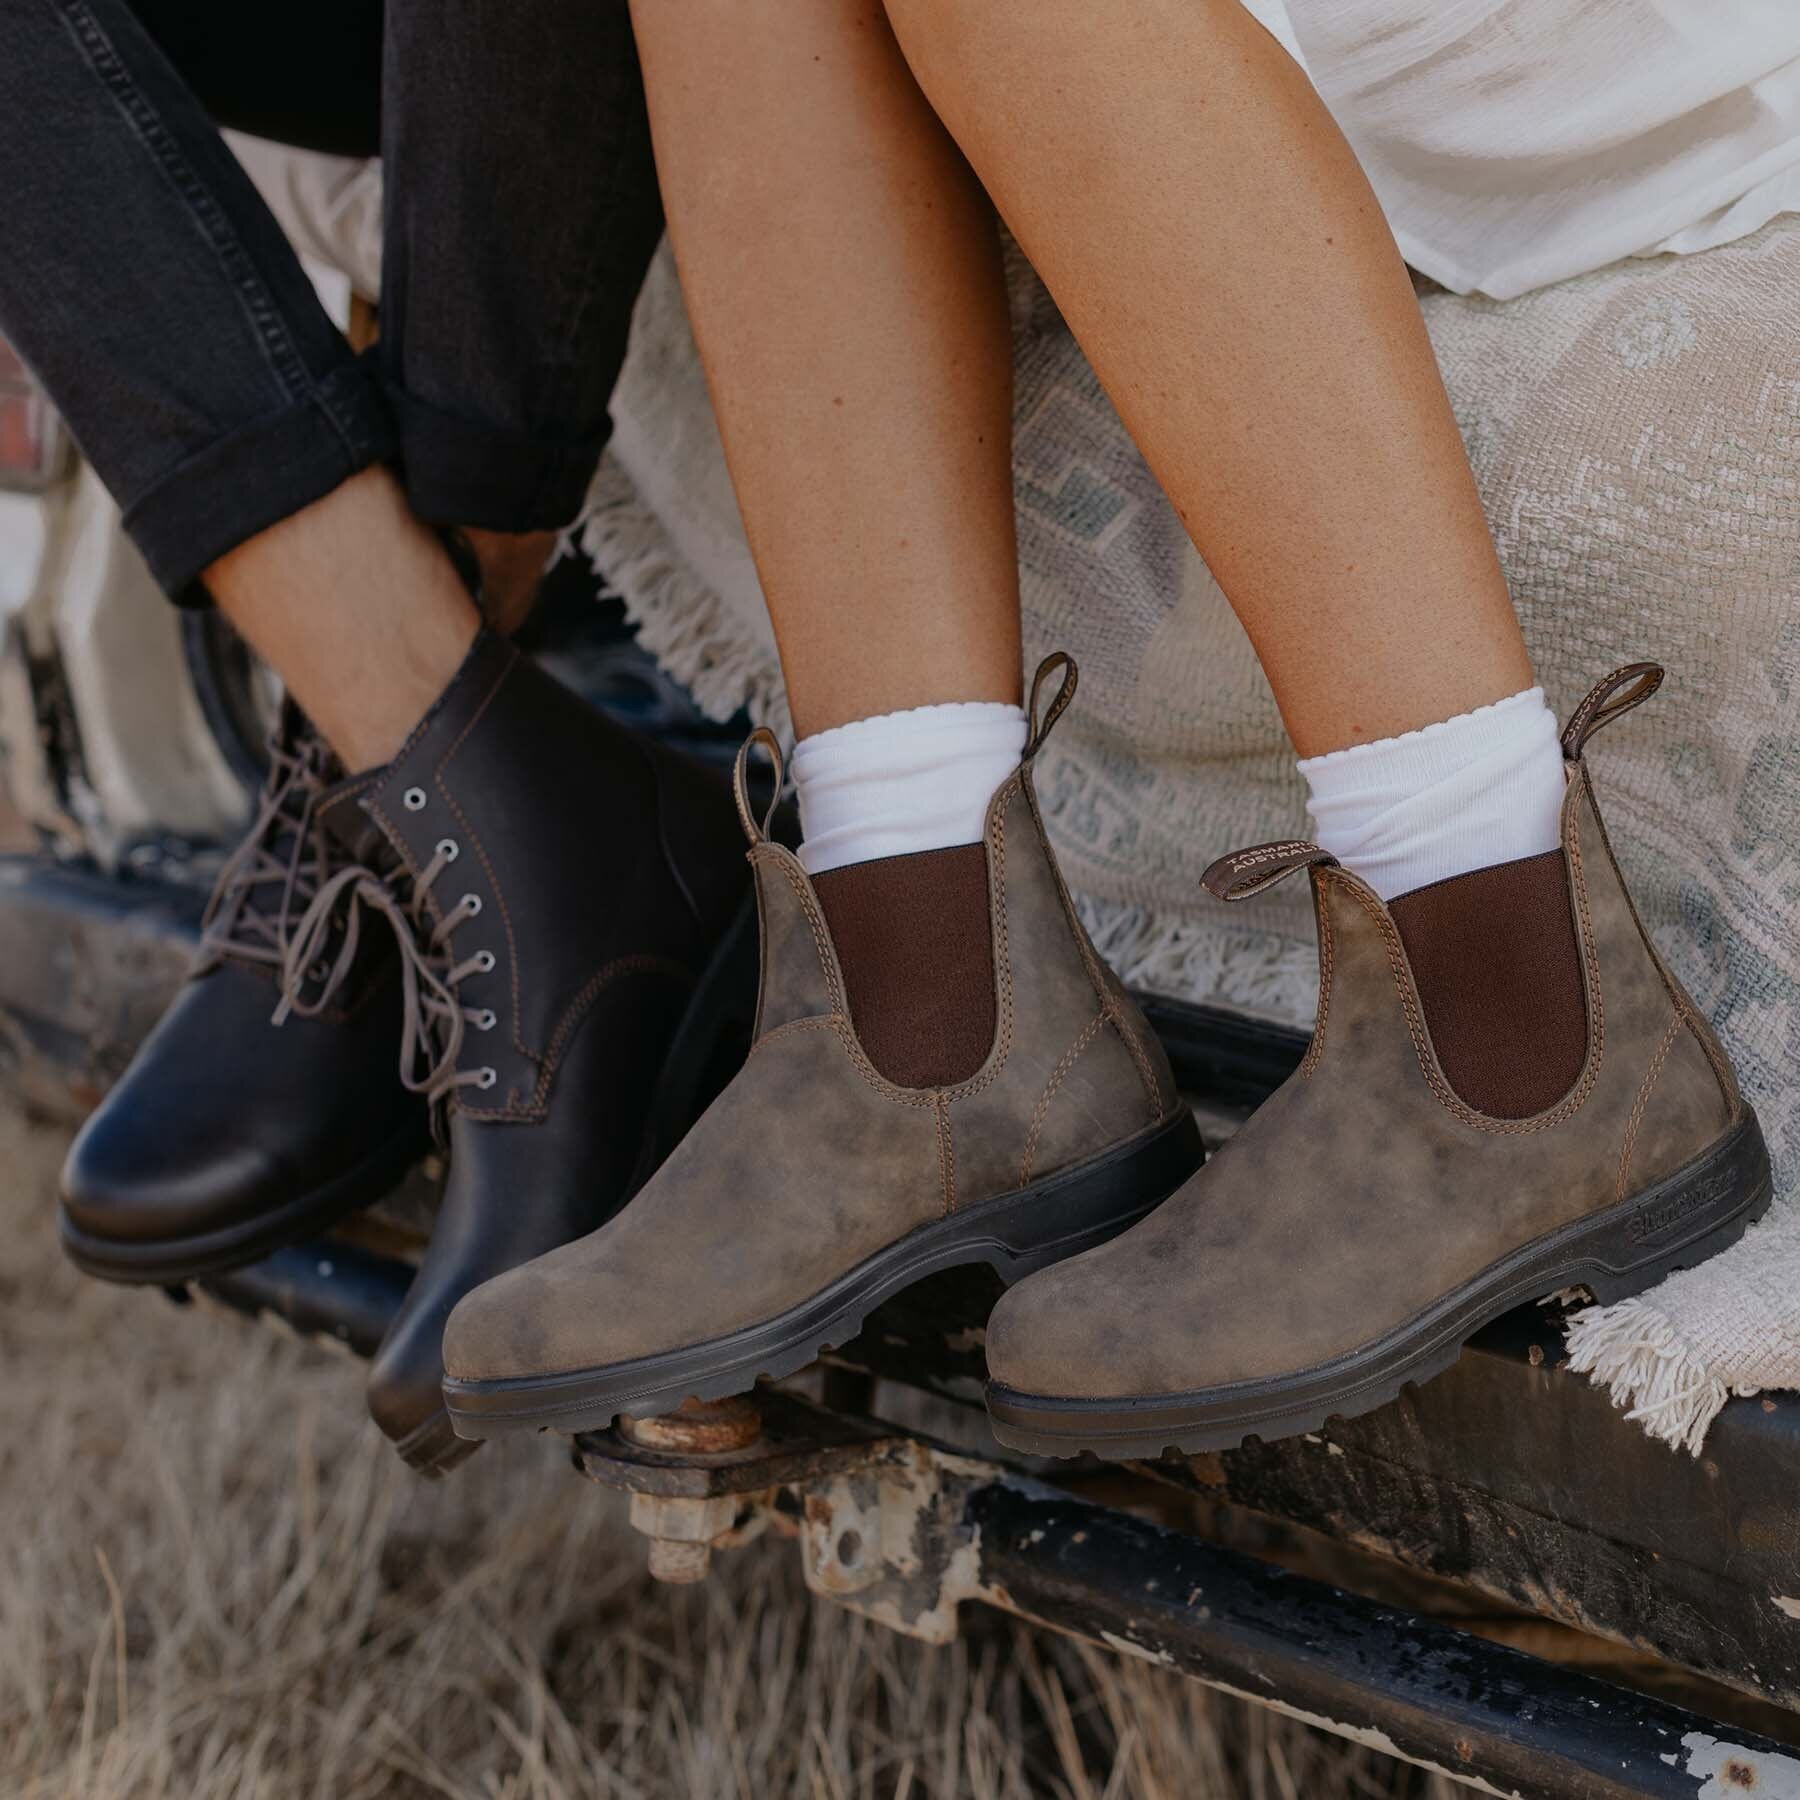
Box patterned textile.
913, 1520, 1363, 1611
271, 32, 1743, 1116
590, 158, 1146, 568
582, 216, 1800, 1452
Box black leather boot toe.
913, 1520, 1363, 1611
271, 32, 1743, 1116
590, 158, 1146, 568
59, 706, 427, 1283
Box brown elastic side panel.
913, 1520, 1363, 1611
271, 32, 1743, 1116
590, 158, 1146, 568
812, 844, 996, 1090
1389, 850, 1587, 1120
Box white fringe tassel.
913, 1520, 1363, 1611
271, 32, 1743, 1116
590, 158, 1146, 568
1562, 1297, 1752, 1458
1080, 898, 1319, 1026
579, 457, 793, 743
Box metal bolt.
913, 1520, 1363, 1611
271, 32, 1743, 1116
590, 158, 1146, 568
645, 1538, 714, 1584
628, 1491, 740, 1586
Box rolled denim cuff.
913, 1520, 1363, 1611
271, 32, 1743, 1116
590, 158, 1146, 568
123, 355, 398, 604
385, 380, 611, 535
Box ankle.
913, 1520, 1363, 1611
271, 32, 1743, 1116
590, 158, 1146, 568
793, 701, 1027, 876
1299, 685, 1565, 903
205, 468, 481, 773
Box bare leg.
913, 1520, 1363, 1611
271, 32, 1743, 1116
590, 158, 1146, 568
204, 466, 478, 771
628, 0, 1018, 738
882, 0, 1530, 756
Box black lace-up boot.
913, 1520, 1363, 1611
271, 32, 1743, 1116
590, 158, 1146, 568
59, 703, 429, 1281
300, 630, 748, 1473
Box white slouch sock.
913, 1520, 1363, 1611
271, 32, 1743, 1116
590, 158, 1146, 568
793, 701, 1029, 877
1297, 687, 1566, 903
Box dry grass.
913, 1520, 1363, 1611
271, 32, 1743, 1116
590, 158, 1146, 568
0, 1099, 1446, 1798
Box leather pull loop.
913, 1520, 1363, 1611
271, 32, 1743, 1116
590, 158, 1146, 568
1024, 653, 1078, 760
732, 726, 786, 847
1561, 662, 1664, 760
1202, 839, 1339, 903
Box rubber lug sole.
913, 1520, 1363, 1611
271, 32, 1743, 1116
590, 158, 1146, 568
442, 1107, 1204, 1442
986, 1107, 1773, 1461
57, 1111, 430, 1286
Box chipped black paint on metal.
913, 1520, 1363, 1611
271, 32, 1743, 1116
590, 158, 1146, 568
1176, 1308, 1800, 1710
970, 1482, 1790, 1800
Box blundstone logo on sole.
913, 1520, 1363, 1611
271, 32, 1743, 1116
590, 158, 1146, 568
1629, 1170, 1734, 1245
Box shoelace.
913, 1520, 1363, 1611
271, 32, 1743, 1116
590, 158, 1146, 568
275, 837, 496, 1116
196, 727, 338, 976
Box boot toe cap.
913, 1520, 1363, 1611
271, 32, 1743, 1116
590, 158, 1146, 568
58, 958, 421, 1255
442, 1261, 570, 1385
442, 1243, 725, 1386
986, 1257, 1164, 1402
61, 1109, 280, 1246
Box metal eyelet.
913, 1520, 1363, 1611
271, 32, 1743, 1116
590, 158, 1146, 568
475, 1067, 498, 1090
475, 950, 497, 973
403, 787, 427, 812
474, 1009, 497, 1031
462, 893, 483, 917
436, 838, 460, 862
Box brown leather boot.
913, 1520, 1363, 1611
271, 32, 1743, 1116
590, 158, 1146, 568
985, 665, 1772, 1460
438, 656, 1204, 1440
59, 703, 428, 1282
294, 629, 749, 1472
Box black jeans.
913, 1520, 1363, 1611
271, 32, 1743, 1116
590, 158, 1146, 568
0, 0, 663, 598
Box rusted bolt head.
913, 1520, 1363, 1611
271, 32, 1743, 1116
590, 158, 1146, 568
619, 1393, 763, 1454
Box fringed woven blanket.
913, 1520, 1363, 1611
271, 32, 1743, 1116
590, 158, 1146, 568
583, 219, 1800, 1456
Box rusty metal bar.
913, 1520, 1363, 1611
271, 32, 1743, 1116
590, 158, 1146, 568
574, 1392, 1800, 1796
969, 1480, 1799, 1800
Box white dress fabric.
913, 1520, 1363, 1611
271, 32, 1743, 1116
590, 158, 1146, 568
1246, 0, 1800, 298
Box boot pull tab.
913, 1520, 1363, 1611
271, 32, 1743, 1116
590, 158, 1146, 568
1024, 653, 1079, 760
732, 726, 786, 847
1202, 839, 1339, 903
1561, 662, 1664, 760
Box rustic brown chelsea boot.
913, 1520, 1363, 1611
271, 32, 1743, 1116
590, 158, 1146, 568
985, 665, 1772, 1460
438, 656, 1203, 1440
59, 702, 428, 1282
296, 629, 748, 1473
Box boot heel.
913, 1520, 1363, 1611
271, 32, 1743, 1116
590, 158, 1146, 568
1581, 1108, 1773, 1305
